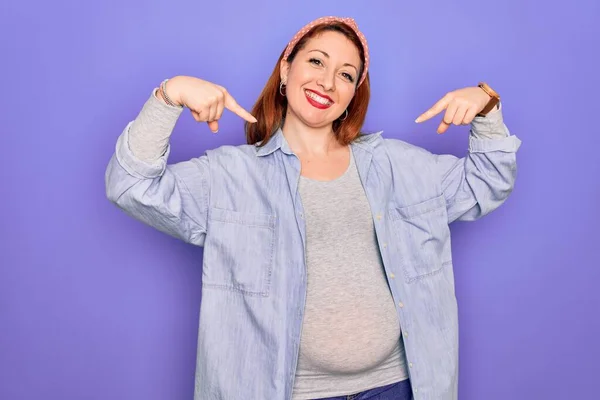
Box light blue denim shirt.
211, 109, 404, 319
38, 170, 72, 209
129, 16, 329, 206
105, 94, 521, 400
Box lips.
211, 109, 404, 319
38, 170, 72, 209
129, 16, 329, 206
304, 89, 333, 110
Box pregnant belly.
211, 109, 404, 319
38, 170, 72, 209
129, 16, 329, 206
297, 295, 402, 374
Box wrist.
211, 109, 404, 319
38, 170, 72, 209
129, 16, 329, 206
477, 82, 500, 116
160, 77, 185, 107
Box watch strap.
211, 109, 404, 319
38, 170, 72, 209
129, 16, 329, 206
477, 82, 500, 116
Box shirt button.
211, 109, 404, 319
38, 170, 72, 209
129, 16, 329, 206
398, 301, 404, 307
382, 243, 388, 248
409, 362, 414, 368
403, 331, 408, 337
376, 214, 382, 220
390, 273, 395, 279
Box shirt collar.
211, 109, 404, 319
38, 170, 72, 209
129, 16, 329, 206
255, 128, 291, 157
255, 127, 383, 157
352, 130, 384, 153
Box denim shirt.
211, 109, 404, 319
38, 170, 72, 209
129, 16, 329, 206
105, 96, 521, 400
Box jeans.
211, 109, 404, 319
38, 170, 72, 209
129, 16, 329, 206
316, 379, 413, 400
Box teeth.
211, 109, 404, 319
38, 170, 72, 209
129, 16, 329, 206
305, 90, 332, 105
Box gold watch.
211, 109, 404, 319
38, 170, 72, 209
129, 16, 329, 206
477, 82, 500, 116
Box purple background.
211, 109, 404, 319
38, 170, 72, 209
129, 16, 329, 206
1, 0, 598, 399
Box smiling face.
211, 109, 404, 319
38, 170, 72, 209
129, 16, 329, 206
280, 30, 362, 130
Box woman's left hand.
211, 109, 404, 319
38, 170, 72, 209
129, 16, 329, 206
415, 86, 493, 134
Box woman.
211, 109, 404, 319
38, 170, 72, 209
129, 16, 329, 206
105, 16, 521, 400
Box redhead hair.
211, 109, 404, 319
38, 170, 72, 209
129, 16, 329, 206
245, 22, 371, 147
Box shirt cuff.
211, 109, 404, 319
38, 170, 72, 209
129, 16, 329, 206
469, 102, 510, 140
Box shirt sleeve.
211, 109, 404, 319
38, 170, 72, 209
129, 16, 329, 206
435, 103, 522, 223
469, 102, 509, 140
104, 92, 210, 246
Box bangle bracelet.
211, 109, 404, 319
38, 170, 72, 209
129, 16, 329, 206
160, 79, 182, 108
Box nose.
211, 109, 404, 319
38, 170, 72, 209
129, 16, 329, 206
317, 69, 336, 92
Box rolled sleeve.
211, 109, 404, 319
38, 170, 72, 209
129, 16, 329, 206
470, 102, 511, 140
469, 134, 522, 153
105, 90, 209, 246
435, 102, 522, 223
468, 103, 522, 153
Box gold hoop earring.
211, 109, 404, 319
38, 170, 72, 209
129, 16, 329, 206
339, 109, 348, 121
279, 82, 286, 96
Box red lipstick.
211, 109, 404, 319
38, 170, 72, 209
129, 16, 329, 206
304, 89, 333, 110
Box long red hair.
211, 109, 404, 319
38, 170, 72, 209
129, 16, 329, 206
245, 22, 371, 147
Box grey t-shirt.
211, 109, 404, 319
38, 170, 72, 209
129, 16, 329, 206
292, 148, 409, 400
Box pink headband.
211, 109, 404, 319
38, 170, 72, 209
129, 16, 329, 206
282, 16, 370, 87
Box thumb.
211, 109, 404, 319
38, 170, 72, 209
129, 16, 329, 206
207, 120, 219, 133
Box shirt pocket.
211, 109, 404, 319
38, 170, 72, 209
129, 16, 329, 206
202, 207, 276, 296
388, 194, 452, 283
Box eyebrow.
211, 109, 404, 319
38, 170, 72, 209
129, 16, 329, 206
308, 49, 359, 74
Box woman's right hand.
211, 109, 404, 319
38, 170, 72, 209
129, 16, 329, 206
161, 75, 257, 133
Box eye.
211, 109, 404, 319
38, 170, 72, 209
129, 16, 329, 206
309, 58, 323, 66
341, 72, 355, 83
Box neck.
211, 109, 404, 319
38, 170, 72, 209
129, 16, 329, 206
281, 113, 342, 157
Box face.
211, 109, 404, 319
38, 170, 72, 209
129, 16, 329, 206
280, 30, 362, 129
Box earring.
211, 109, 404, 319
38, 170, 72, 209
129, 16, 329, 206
279, 81, 286, 96
339, 109, 348, 121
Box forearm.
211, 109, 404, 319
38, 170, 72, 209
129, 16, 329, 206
128, 88, 184, 163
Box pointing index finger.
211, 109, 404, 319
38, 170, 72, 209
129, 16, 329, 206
415, 96, 451, 123
224, 92, 257, 123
